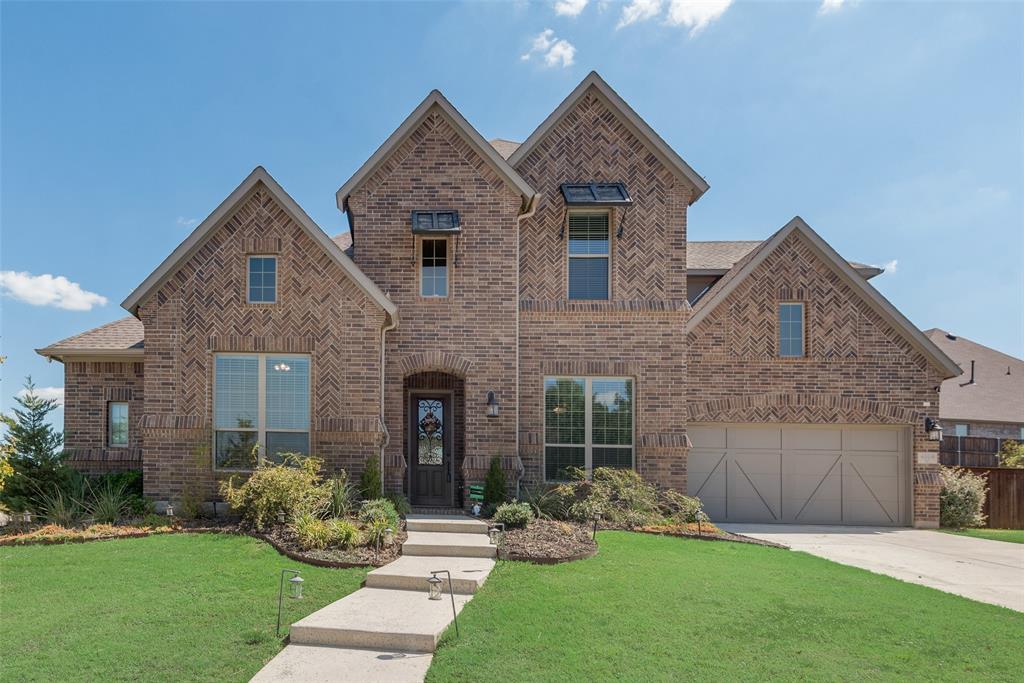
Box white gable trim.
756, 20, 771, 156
508, 71, 709, 204
121, 166, 397, 320
684, 216, 961, 379
336, 90, 538, 212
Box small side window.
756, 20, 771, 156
568, 213, 610, 300
248, 256, 277, 304
420, 239, 448, 297
109, 402, 129, 447
778, 303, 805, 357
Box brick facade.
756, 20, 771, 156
63, 361, 144, 474
136, 183, 386, 501
686, 232, 945, 526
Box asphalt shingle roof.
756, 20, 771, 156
38, 317, 144, 356
925, 329, 1024, 425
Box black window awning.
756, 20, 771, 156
560, 182, 632, 207
411, 210, 461, 234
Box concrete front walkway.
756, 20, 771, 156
252, 515, 495, 682
720, 524, 1024, 612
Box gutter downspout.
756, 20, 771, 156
379, 311, 398, 497
512, 193, 541, 500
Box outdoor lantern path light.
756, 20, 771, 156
427, 570, 459, 637
276, 569, 304, 638
488, 522, 505, 545
592, 512, 602, 541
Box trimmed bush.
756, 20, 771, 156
493, 501, 533, 528
939, 466, 988, 529
660, 490, 704, 524
359, 498, 400, 531
384, 492, 411, 516
483, 456, 508, 508
359, 455, 383, 500
999, 439, 1024, 469
220, 456, 329, 530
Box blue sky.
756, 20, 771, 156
2, 0, 1022, 428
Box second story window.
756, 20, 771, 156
421, 238, 448, 297
779, 302, 805, 357
568, 213, 610, 300
248, 256, 277, 304
108, 402, 129, 447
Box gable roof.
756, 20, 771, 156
336, 91, 538, 213
685, 216, 961, 379
688, 240, 883, 279
36, 317, 144, 361
507, 71, 709, 204
121, 167, 396, 321
925, 329, 1024, 424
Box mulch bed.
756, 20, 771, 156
496, 519, 597, 564
637, 523, 788, 549
258, 524, 407, 567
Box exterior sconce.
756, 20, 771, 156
486, 391, 499, 418
925, 417, 943, 442
276, 569, 304, 637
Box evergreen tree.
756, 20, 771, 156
0, 377, 70, 511
483, 455, 508, 508
359, 453, 383, 500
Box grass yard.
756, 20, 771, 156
939, 528, 1024, 544
427, 532, 1024, 682
0, 533, 366, 682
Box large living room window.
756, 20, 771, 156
214, 354, 310, 470
778, 302, 805, 357
567, 213, 610, 300
544, 376, 633, 481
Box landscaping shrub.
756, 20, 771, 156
291, 513, 333, 550
940, 467, 988, 529
999, 439, 1024, 468
483, 456, 508, 508
660, 490, 705, 524
90, 470, 149, 516
359, 454, 383, 500
85, 479, 132, 524
220, 456, 329, 530
384, 492, 411, 516
140, 513, 174, 529
327, 472, 359, 517
566, 468, 662, 528
493, 501, 533, 528
36, 486, 84, 527
521, 484, 571, 520
362, 517, 393, 548
328, 518, 361, 548
359, 498, 400, 530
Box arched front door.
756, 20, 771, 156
408, 393, 453, 506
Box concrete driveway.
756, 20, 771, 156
719, 524, 1024, 612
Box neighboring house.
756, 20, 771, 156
37, 72, 960, 527
925, 329, 1024, 465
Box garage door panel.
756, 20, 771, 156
687, 423, 907, 526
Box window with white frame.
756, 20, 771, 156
247, 256, 277, 303
568, 213, 610, 300
420, 238, 448, 297
778, 302, 805, 357
954, 424, 968, 437
108, 402, 129, 447
544, 377, 633, 481
214, 354, 310, 469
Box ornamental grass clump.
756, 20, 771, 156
939, 466, 988, 529
220, 455, 329, 530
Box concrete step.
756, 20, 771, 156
405, 514, 489, 535
250, 644, 432, 682
365, 555, 495, 594
401, 531, 497, 559
289, 587, 471, 653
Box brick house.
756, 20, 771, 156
38, 72, 960, 527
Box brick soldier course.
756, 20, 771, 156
38, 72, 960, 527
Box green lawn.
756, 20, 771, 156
939, 528, 1024, 544
0, 533, 366, 682
427, 532, 1024, 682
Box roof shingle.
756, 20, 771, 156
37, 317, 144, 359
925, 329, 1024, 424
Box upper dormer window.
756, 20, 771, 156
568, 213, 610, 300
421, 239, 448, 297
248, 256, 277, 304
779, 302, 804, 357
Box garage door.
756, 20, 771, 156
688, 424, 909, 526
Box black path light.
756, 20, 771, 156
427, 570, 459, 637
276, 569, 304, 637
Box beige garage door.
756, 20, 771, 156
688, 424, 910, 526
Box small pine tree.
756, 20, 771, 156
359, 453, 383, 500
0, 377, 71, 511
483, 456, 508, 508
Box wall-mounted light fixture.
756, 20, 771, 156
924, 417, 943, 442
486, 391, 499, 418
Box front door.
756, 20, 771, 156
409, 394, 452, 506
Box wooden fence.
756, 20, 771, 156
962, 467, 1024, 529
940, 436, 1003, 468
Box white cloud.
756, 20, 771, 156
17, 386, 65, 406
176, 216, 197, 227
554, 0, 588, 17
0, 271, 108, 311
880, 259, 898, 275
521, 29, 576, 68
818, 0, 849, 15
617, 0, 662, 28
665, 0, 733, 37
